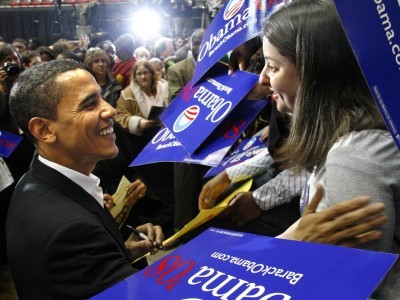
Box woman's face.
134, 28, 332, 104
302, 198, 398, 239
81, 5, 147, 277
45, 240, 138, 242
260, 39, 299, 113
135, 65, 151, 89
90, 55, 108, 78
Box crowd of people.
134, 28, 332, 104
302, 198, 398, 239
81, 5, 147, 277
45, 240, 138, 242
0, 0, 399, 299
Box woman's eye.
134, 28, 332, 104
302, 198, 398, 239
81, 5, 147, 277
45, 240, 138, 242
267, 63, 278, 72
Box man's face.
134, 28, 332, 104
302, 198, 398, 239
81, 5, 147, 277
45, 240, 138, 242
191, 33, 204, 62
48, 69, 118, 174
161, 41, 175, 58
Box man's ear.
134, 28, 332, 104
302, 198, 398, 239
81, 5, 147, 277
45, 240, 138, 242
28, 117, 56, 143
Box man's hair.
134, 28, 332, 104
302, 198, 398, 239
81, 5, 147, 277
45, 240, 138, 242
10, 60, 87, 142
0, 44, 21, 64
263, 0, 386, 171
114, 34, 135, 54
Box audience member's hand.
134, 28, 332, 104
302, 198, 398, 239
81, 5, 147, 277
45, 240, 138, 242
228, 38, 262, 75
103, 194, 115, 210
125, 223, 164, 258
125, 179, 147, 205
139, 119, 157, 130
259, 125, 269, 142
0, 69, 8, 94
227, 192, 263, 226
199, 171, 231, 210
78, 34, 90, 49
292, 185, 388, 247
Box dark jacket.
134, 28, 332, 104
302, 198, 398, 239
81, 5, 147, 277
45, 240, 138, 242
6, 158, 135, 300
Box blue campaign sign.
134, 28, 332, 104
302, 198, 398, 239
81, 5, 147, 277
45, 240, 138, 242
130, 100, 267, 167
334, 0, 400, 149
160, 63, 259, 155
192, 0, 286, 86
91, 228, 398, 300
204, 136, 267, 178
0, 130, 23, 158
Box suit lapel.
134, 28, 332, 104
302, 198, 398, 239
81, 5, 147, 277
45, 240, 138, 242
32, 158, 132, 261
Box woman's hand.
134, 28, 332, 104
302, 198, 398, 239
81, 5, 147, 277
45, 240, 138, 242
139, 119, 157, 130
125, 179, 147, 205
198, 171, 231, 210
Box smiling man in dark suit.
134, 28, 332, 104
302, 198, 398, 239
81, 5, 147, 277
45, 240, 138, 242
6, 60, 164, 300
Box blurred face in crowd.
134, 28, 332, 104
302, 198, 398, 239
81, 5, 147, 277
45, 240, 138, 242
161, 40, 175, 58
12, 41, 26, 54
90, 54, 108, 78
260, 39, 299, 114
191, 31, 204, 62
102, 43, 115, 63
175, 37, 185, 49
47, 69, 118, 174
135, 47, 150, 60
24, 55, 41, 69
134, 64, 152, 90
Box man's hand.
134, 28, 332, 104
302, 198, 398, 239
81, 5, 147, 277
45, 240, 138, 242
125, 179, 147, 205
199, 171, 231, 210
292, 185, 388, 247
227, 192, 262, 226
228, 38, 262, 74
103, 194, 115, 210
125, 223, 164, 258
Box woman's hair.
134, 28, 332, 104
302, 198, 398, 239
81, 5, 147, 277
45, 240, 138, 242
84, 47, 110, 68
131, 59, 158, 96
264, 0, 386, 171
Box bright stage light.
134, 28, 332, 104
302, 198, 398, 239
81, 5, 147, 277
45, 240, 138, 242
131, 8, 162, 40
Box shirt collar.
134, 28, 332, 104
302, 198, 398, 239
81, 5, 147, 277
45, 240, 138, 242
38, 155, 104, 207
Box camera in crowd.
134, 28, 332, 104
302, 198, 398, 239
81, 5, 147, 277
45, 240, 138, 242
2, 62, 22, 76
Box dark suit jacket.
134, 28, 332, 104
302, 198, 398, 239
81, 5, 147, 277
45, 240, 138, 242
6, 158, 136, 300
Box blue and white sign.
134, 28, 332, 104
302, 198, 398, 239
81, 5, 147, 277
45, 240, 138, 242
334, 0, 400, 150
91, 228, 398, 300
204, 136, 267, 177
130, 100, 267, 167
192, 0, 287, 86
161, 63, 259, 155
0, 130, 23, 158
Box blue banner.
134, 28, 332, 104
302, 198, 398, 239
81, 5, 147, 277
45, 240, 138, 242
204, 136, 267, 177
0, 130, 23, 158
91, 228, 398, 300
334, 0, 400, 150
161, 63, 259, 155
130, 100, 267, 167
192, 0, 286, 86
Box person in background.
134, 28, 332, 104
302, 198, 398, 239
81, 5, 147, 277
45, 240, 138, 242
166, 28, 210, 231
84, 47, 122, 108
116, 59, 174, 237
0, 44, 35, 264
11, 38, 27, 54
56, 51, 81, 62
6, 60, 164, 299
112, 34, 137, 88
134, 46, 150, 61
21, 50, 41, 69
97, 40, 116, 70
36, 46, 55, 62
154, 36, 175, 61
27, 37, 41, 50
149, 57, 164, 79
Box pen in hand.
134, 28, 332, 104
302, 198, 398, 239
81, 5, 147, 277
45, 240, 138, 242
126, 225, 166, 251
